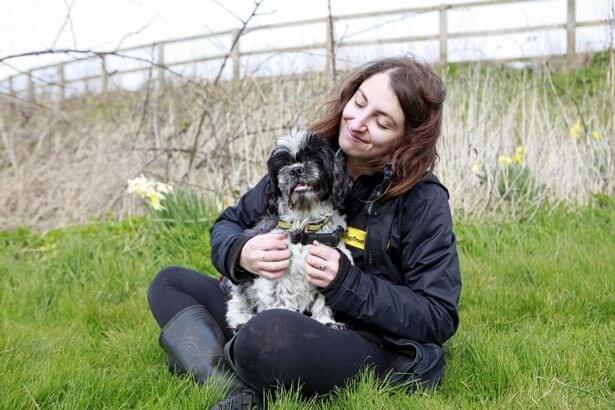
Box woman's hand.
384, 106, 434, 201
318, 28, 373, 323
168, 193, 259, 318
239, 232, 290, 279
305, 241, 341, 288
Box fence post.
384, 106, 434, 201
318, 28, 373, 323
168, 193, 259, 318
157, 43, 166, 90
231, 29, 241, 80
27, 70, 35, 102
101, 55, 108, 94
325, 15, 336, 83
58, 63, 66, 102
567, 0, 576, 69
439, 5, 448, 65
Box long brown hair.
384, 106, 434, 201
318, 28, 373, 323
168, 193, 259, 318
309, 56, 446, 199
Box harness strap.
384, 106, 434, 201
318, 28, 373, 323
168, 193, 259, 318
277, 215, 344, 246
289, 226, 345, 246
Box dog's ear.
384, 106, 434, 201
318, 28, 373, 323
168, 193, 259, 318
332, 153, 350, 210
264, 178, 279, 215
265, 148, 282, 215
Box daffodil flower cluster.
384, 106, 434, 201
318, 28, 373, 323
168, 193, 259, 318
569, 121, 601, 142
127, 174, 173, 211
470, 161, 487, 182
498, 145, 526, 168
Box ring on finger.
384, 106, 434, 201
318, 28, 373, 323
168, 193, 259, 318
319, 263, 326, 271
262, 253, 266, 262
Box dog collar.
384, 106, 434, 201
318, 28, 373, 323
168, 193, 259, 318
277, 215, 331, 233
277, 216, 345, 246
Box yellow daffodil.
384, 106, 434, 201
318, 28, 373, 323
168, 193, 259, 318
569, 121, 582, 141
591, 131, 601, 141
155, 182, 173, 194
515, 145, 526, 156
127, 175, 149, 197
148, 192, 163, 210
498, 155, 513, 167
471, 162, 482, 175
126, 174, 173, 210
512, 145, 526, 165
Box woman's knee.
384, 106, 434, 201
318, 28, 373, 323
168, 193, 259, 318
146, 265, 187, 306
232, 309, 308, 370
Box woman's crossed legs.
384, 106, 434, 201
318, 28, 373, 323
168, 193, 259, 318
147, 266, 393, 394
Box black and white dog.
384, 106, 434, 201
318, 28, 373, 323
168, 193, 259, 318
225, 129, 352, 330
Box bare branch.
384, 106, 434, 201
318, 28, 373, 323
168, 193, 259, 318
335, 11, 417, 47
210, 0, 245, 25
0, 48, 198, 87
65, 0, 78, 49
213, 0, 265, 85
114, 13, 160, 50
135, 50, 155, 137
327, 0, 337, 82
50, 0, 78, 49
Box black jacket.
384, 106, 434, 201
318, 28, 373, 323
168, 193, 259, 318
210, 171, 461, 389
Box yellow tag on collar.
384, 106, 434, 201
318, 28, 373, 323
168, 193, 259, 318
277, 220, 292, 230
277, 216, 330, 233
342, 226, 366, 250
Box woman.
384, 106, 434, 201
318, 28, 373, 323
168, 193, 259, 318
147, 56, 461, 409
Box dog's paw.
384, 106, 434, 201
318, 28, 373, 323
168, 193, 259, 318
326, 322, 348, 331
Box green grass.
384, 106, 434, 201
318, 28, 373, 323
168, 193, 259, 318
1, 200, 614, 408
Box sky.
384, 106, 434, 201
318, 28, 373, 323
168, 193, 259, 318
0, 0, 613, 93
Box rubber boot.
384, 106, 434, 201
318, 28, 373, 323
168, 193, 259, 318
208, 334, 263, 410
159, 304, 242, 390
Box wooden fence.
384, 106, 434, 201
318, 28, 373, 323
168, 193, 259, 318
1, 0, 612, 102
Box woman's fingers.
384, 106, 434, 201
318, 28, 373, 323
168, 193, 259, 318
240, 233, 288, 278
259, 259, 289, 272
259, 233, 288, 249
305, 264, 330, 288
261, 238, 288, 250
305, 254, 326, 267
305, 243, 340, 288
260, 249, 291, 262
310, 241, 338, 259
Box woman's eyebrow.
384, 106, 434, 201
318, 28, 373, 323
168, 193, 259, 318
357, 88, 398, 127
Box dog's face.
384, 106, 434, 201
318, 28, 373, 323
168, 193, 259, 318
265, 130, 349, 213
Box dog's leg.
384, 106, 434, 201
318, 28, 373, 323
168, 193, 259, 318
310, 294, 347, 330
226, 289, 254, 332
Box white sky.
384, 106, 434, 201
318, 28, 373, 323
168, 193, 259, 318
0, 0, 613, 91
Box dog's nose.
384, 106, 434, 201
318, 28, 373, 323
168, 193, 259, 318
290, 165, 304, 176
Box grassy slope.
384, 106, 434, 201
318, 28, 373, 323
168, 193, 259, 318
1, 203, 614, 408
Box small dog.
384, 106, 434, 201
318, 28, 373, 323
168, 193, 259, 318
225, 129, 352, 331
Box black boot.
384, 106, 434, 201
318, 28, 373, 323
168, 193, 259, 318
159, 304, 241, 389
208, 334, 263, 410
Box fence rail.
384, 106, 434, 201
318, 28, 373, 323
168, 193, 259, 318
1, 0, 612, 102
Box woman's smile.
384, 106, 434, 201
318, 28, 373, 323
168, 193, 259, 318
344, 125, 368, 144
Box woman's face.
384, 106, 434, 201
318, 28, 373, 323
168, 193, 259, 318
338, 72, 405, 165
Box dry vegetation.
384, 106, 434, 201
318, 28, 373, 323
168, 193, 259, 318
0, 52, 613, 230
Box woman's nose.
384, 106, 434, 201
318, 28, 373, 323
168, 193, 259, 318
348, 115, 367, 132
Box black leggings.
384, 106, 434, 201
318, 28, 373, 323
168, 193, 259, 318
147, 266, 394, 394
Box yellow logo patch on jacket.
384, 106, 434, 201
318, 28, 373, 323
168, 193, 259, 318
342, 226, 366, 250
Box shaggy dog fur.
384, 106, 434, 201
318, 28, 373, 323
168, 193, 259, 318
225, 129, 352, 330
